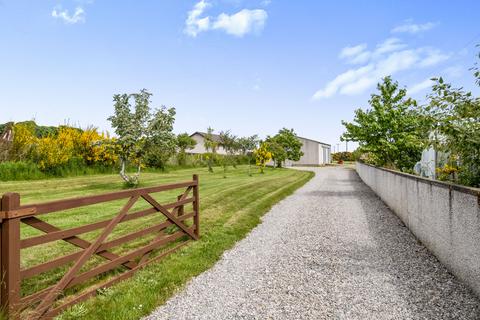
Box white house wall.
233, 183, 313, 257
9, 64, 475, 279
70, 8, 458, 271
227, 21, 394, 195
189, 133, 330, 165
188, 133, 228, 155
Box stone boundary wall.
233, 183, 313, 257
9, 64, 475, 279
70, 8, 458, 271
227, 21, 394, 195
356, 161, 480, 297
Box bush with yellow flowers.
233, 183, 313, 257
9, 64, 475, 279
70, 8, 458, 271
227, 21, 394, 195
35, 127, 77, 170
436, 163, 458, 182
253, 143, 272, 174
11, 122, 36, 161
32, 126, 118, 171
75, 127, 118, 166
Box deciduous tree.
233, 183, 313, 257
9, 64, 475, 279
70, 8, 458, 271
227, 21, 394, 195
218, 130, 238, 178
176, 133, 197, 165
423, 72, 480, 186
203, 127, 217, 173
238, 135, 259, 176
108, 89, 176, 186
341, 76, 426, 171
144, 107, 177, 170
266, 128, 303, 167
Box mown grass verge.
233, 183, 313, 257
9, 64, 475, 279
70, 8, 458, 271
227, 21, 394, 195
0, 165, 314, 319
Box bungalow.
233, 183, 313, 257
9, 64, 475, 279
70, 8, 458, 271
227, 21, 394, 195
189, 131, 331, 166
188, 132, 228, 155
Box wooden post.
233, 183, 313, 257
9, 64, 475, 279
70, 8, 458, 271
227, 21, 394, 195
1, 193, 21, 319
192, 175, 200, 238
177, 195, 184, 217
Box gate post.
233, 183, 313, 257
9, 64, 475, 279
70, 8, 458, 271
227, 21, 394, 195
192, 175, 200, 238
1, 193, 21, 319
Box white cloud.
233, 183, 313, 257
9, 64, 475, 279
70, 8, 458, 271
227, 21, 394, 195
340, 38, 408, 65
213, 9, 267, 37
339, 44, 367, 59
444, 65, 464, 78
417, 49, 450, 67
375, 38, 407, 55
312, 38, 450, 100
184, 0, 211, 37
391, 21, 437, 34
261, 0, 272, 6
184, 1, 267, 37
51, 7, 85, 24
313, 65, 374, 99
409, 78, 434, 94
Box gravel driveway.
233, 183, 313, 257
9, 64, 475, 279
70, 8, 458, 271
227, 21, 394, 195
145, 166, 480, 320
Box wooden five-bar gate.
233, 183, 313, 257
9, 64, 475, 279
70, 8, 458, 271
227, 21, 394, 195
0, 175, 200, 319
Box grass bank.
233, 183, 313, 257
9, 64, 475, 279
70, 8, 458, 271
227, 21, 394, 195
0, 165, 314, 319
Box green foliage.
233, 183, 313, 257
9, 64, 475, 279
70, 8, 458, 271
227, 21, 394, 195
237, 135, 259, 155
0, 160, 116, 181
0, 161, 44, 180
275, 128, 304, 162
265, 128, 303, 167
237, 135, 260, 176
218, 130, 237, 178
16, 120, 58, 138
203, 127, 217, 173
1, 120, 58, 139
108, 89, 176, 185
341, 76, 426, 171
144, 106, 177, 170
422, 74, 480, 187
203, 127, 218, 153
473, 46, 480, 86
176, 133, 197, 165
265, 139, 286, 167
108, 89, 151, 185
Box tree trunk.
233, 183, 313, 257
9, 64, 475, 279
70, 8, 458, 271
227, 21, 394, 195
119, 159, 129, 183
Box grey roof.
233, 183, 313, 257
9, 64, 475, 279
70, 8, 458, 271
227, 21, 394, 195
190, 131, 330, 147
297, 136, 331, 147
190, 131, 222, 143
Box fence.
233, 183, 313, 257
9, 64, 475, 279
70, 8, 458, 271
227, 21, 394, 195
0, 175, 200, 319
356, 162, 480, 298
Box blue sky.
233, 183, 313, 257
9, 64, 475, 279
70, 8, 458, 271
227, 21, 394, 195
1, 1, 479, 151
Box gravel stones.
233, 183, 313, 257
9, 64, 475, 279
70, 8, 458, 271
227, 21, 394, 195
145, 167, 480, 320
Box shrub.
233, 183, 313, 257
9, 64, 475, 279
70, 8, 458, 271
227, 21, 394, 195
34, 127, 76, 170
332, 151, 355, 162
254, 143, 272, 173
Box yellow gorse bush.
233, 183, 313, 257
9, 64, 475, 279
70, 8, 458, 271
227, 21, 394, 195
31, 126, 118, 170
35, 127, 76, 170
11, 123, 36, 160
76, 128, 118, 166
253, 143, 272, 173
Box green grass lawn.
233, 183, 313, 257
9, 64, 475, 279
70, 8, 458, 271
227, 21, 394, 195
0, 165, 313, 319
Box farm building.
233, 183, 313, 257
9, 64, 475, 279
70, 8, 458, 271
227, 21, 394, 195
286, 136, 331, 166
188, 132, 228, 155
189, 132, 331, 166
